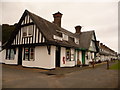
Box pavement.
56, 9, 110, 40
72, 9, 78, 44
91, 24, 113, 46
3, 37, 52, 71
2, 61, 119, 88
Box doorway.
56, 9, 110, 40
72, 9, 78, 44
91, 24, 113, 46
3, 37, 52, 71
82, 51, 85, 65
18, 46, 22, 65
56, 46, 61, 67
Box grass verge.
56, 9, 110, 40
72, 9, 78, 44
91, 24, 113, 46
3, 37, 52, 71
109, 60, 120, 70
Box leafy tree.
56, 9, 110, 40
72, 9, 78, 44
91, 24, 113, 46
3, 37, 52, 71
2, 24, 15, 45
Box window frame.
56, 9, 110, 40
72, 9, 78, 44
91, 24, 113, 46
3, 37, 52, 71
6, 48, 16, 60
22, 25, 33, 37
23, 47, 35, 61
66, 47, 71, 61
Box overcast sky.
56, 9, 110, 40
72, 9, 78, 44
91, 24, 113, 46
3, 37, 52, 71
1, 0, 118, 52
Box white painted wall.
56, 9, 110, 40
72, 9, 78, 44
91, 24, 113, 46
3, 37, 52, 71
4, 48, 18, 65
75, 50, 77, 65
79, 51, 82, 64
0, 49, 6, 63
100, 55, 105, 61
60, 47, 76, 67
22, 46, 56, 69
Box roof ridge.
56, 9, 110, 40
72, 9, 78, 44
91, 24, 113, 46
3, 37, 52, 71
27, 10, 78, 37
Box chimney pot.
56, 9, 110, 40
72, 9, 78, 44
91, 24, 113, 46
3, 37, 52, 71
75, 25, 82, 33
96, 41, 100, 47
53, 11, 63, 27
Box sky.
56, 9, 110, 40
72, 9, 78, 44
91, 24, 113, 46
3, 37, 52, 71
0, 0, 119, 53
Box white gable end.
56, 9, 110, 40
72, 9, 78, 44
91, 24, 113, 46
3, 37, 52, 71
11, 14, 46, 45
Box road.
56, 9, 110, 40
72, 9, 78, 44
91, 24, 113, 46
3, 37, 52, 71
2, 62, 119, 88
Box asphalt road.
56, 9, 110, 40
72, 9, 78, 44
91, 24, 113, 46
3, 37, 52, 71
2, 62, 119, 88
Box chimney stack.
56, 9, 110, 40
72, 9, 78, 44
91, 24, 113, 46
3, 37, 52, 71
75, 25, 82, 34
53, 11, 63, 27
96, 41, 100, 47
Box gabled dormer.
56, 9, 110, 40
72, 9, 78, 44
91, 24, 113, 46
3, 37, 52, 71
89, 32, 97, 52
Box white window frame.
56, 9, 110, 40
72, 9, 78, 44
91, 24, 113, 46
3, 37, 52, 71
63, 34, 68, 41
6, 49, 15, 60
24, 47, 35, 61
22, 25, 33, 37
75, 38, 79, 44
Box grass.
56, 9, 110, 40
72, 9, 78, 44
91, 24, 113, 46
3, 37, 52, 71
109, 60, 120, 70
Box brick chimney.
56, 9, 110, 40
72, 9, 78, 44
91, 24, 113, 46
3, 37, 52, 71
100, 43, 103, 48
75, 25, 82, 34
96, 41, 100, 47
53, 11, 63, 27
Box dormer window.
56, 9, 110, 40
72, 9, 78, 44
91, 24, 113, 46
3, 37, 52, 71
75, 38, 79, 44
63, 34, 68, 41
22, 25, 33, 37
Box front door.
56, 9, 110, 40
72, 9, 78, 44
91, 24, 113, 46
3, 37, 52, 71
56, 46, 61, 67
18, 46, 22, 65
82, 51, 85, 65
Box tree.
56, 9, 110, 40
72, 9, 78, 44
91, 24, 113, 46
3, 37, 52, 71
2, 24, 15, 45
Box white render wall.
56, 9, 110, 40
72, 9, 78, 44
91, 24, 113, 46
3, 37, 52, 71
4, 48, 18, 65
100, 55, 105, 61
0, 50, 6, 63
60, 47, 75, 67
79, 51, 82, 64
22, 46, 56, 69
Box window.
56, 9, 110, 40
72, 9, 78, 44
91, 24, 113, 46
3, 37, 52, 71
22, 25, 33, 37
63, 34, 68, 41
30, 48, 34, 59
71, 49, 75, 61
23, 27, 27, 37
24, 47, 29, 60
75, 38, 79, 44
28, 25, 33, 36
6, 49, 15, 60
24, 47, 35, 61
66, 48, 71, 61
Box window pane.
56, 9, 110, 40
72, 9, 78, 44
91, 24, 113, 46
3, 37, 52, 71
22, 27, 27, 37
71, 49, 74, 61
28, 25, 33, 36
66, 48, 71, 61
30, 48, 34, 60
25, 48, 29, 60
10, 49, 14, 59
6, 49, 10, 59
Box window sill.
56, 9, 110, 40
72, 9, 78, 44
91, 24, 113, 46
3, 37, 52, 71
23, 59, 34, 61
66, 60, 75, 62
23, 35, 33, 38
6, 59, 14, 60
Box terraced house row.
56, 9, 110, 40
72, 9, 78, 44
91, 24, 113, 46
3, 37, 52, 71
1, 10, 118, 69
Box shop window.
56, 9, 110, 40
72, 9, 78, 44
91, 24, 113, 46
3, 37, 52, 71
66, 48, 71, 61
71, 49, 75, 61
6, 49, 15, 60
24, 47, 35, 61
